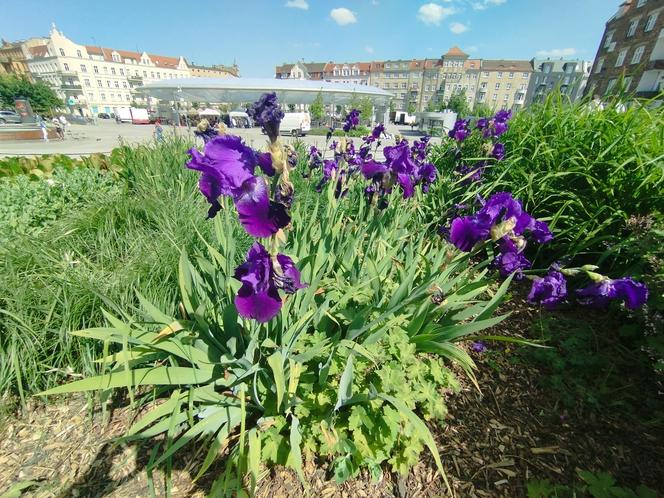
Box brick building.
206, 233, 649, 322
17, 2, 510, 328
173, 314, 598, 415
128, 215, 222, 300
586, 0, 663, 97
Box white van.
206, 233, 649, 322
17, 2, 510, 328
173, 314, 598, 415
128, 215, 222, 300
280, 112, 311, 136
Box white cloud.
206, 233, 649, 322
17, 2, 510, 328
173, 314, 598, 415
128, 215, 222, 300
450, 22, 469, 34
365, 45, 374, 54
536, 47, 577, 57
417, 3, 456, 26
465, 45, 479, 53
472, 0, 506, 11
330, 7, 358, 25
285, 0, 309, 9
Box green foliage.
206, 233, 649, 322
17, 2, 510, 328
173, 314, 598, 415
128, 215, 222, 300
309, 90, 325, 124
0, 74, 63, 114
0, 167, 120, 245
407, 102, 416, 115
359, 97, 374, 125
527, 471, 657, 498
37, 160, 512, 494
446, 89, 470, 117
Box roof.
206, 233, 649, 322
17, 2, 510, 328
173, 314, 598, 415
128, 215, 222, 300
444, 46, 469, 58
138, 77, 393, 105
481, 60, 533, 72
464, 59, 481, 70
275, 62, 326, 74
84, 45, 181, 68
29, 45, 50, 57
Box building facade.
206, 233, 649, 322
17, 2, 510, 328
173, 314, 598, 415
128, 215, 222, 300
525, 59, 591, 104
189, 63, 239, 78
275, 47, 537, 113
586, 0, 663, 97
275, 62, 326, 80
0, 37, 49, 81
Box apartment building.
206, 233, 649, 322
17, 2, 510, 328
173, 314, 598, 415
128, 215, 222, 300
189, 63, 239, 78
323, 62, 371, 85
586, 0, 663, 97
525, 59, 591, 104
475, 60, 532, 111
275, 62, 326, 80
25, 25, 191, 116
0, 37, 49, 81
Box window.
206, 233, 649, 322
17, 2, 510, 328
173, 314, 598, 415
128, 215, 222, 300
504, 94, 509, 101
543, 64, 551, 74
616, 48, 628, 66
401, 83, 406, 89
631, 45, 647, 65
480, 82, 487, 89
93, 65, 99, 73
125, 94, 131, 101
87, 92, 93, 100
120, 68, 125, 76
605, 79, 617, 95
604, 30, 615, 48
106, 80, 111, 87
483, 71, 489, 77
114, 81, 119, 88
80, 64, 87, 72
637, 0, 647, 6
150, 72, 155, 78
143, 71, 147, 77
112, 53, 120, 62
492, 93, 498, 101
84, 78, 90, 86
97, 79, 102, 87
627, 19, 639, 37
63, 63, 69, 71
385, 63, 390, 69
595, 57, 605, 73
122, 81, 127, 88
624, 76, 633, 90
101, 92, 106, 101
645, 12, 658, 31
506, 83, 512, 90
77, 50, 82, 58
59, 48, 65, 56
497, 72, 503, 78
111, 68, 116, 75
157, 72, 161, 79
495, 83, 501, 90
103, 67, 108, 73
522, 72, 528, 78
508, 72, 514, 78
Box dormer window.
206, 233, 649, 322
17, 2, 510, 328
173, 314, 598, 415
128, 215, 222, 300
112, 53, 120, 62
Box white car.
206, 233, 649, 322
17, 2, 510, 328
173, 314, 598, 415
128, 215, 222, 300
280, 112, 311, 136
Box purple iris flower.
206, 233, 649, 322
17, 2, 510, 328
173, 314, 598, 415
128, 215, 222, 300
528, 271, 567, 308
492, 143, 506, 161
494, 109, 512, 123
416, 163, 437, 192
493, 238, 531, 278
577, 277, 648, 310
343, 109, 361, 132
476, 118, 489, 130
316, 159, 339, 192
234, 242, 306, 323
493, 121, 508, 138
194, 127, 219, 144
471, 341, 487, 353
234, 176, 291, 237
371, 123, 385, 139
247, 92, 284, 142
449, 216, 490, 251
256, 152, 276, 176
457, 163, 485, 184
448, 119, 471, 141
186, 135, 289, 236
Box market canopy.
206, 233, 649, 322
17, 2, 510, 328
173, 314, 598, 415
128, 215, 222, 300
137, 77, 393, 105
198, 108, 221, 116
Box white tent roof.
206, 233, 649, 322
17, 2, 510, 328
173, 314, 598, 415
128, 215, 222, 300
137, 77, 393, 105
198, 108, 221, 116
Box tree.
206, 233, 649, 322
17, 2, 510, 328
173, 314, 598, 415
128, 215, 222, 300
309, 90, 324, 125
191, 102, 200, 110
407, 102, 416, 115
473, 103, 494, 117
389, 100, 396, 113
0, 75, 62, 115
446, 89, 470, 118
425, 99, 438, 112
359, 97, 373, 125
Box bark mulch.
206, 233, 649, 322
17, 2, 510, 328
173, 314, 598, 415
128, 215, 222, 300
0, 301, 662, 497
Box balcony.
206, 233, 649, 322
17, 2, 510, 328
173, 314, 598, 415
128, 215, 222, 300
128, 75, 144, 85
61, 84, 82, 91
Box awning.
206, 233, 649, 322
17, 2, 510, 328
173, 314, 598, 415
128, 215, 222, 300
137, 77, 394, 105
198, 108, 220, 116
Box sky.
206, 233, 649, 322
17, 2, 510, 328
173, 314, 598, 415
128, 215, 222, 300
0, 0, 618, 77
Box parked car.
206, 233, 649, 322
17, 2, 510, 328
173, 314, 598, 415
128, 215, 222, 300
58, 114, 90, 125
0, 110, 22, 124
97, 112, 111, 119
279, 112, 311, 136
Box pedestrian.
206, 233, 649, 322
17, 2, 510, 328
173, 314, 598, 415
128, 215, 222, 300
52, 117, 64, 140
154, 119, 164, 142
38, 117, 49, 142
58, 115, 69, 136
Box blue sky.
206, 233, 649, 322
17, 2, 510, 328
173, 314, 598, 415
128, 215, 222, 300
1, 0, 617, 76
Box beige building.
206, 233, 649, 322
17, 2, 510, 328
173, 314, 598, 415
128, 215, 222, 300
0, 37, 49, 81
474, 60, 532, 111
189, 63, 239, 78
